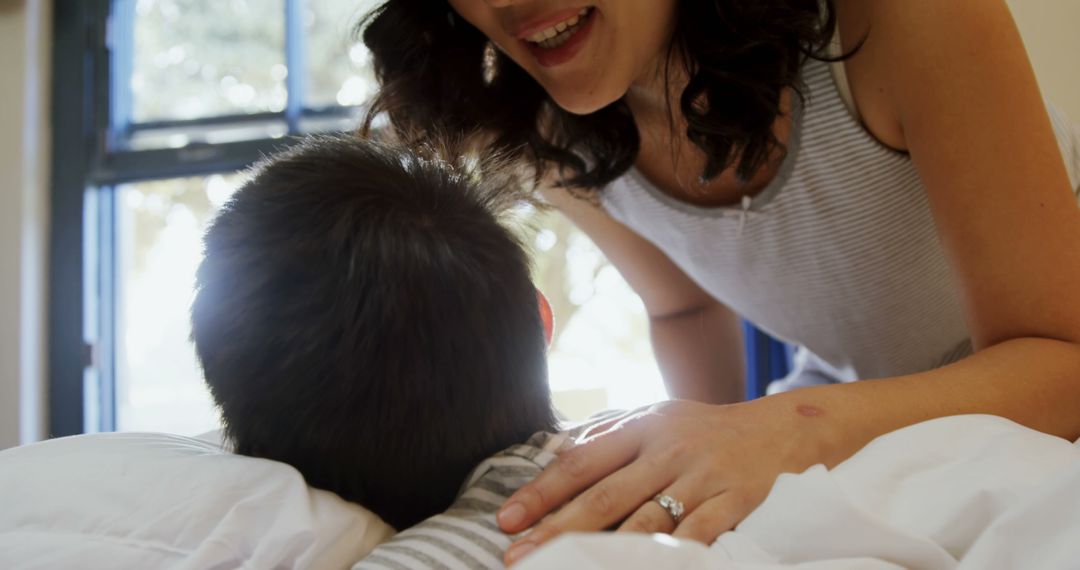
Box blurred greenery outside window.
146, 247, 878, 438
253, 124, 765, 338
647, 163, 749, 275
106, 0, 664, 436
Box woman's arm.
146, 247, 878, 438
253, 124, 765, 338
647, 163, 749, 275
540, 185, 747, 404
821, 0, 1080, 442
498, 1, 1080, 563
649, 302, 746, 404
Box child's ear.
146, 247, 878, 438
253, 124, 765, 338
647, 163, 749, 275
536, 289, 554, 348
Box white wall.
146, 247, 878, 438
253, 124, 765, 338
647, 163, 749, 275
0, 0, 51, 450
1008, 0, 1080, 119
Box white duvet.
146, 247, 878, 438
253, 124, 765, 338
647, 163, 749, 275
0, 432, 395, 569
518, 415, 1080, 570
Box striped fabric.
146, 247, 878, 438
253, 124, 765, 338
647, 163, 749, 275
601, 56, 1080, 384
353, 431, 567, 570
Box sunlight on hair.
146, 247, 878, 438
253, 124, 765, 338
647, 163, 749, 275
204, 174, 240, 208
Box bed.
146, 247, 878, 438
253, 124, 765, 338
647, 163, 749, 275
1, 415, 1078, 569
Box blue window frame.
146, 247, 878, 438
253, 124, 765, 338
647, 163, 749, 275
49, 0, 367, 436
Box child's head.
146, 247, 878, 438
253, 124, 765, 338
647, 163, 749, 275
190, 135, 557, 529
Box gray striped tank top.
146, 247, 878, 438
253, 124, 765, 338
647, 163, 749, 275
601, 57, 1080, 384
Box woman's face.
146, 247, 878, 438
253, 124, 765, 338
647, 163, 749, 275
447, 0, 679, 115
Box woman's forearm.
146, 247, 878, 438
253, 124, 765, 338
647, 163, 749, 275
779, 337, 1080, 467
649, 301, 747, 404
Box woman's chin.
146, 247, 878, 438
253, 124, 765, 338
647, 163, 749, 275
547, 87, 624, 116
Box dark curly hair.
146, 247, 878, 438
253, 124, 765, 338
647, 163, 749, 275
359, 1, 849, 188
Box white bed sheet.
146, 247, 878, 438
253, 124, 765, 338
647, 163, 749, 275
0, 432, 395, 570
518, 415, 1080, 570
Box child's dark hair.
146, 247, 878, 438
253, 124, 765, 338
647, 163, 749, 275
190, 135, 558, 529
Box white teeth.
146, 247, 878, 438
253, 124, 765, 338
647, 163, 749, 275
526, 7, 591, 48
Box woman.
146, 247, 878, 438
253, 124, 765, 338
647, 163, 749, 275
359, 0, 1080, 564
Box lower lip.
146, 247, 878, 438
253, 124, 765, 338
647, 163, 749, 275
523, 9, 596, 68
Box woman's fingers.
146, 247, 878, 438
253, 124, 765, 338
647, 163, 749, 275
616, 466, 733, 535
503, 455, 673, 566
616, 481, 699, 534
575, 409, 638, 442
497, 398, 806, 565
671, 492, 746, 545
497, 415, 644, 535
495, 396, 832, 567
616, 499, 678, 534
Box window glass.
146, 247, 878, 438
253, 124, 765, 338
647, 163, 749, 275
114, 174, 243, 434
532, 211, 665, 419
304, 0, 382, 109
132, 0, 287, 122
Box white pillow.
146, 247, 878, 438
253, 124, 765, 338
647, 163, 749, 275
0, 432, 395, 569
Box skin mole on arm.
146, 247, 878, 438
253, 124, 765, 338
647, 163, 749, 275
796, 404, 824, 418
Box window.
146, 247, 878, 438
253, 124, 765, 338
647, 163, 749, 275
113, 174, 241, 433
51, 0, 673, 437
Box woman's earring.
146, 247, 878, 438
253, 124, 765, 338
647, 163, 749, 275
482, 41, 499, 85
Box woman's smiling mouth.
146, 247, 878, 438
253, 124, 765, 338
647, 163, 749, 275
523, 7, 592, 49
518, 7, 597, 67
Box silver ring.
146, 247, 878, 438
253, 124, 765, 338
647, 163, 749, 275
653, 494, 685, 523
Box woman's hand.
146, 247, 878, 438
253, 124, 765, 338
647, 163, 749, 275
496, 397, 846, 565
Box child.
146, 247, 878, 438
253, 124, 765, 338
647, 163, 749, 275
190, 135, 561, 541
